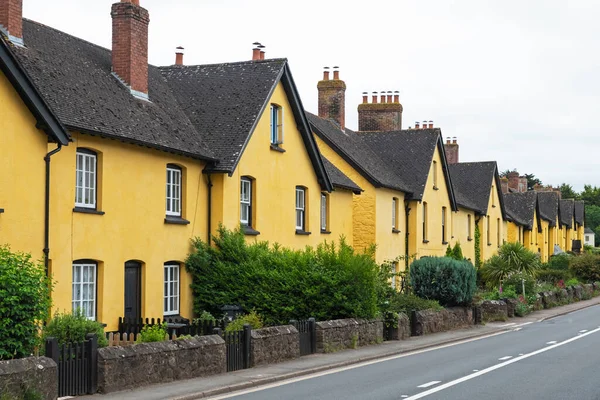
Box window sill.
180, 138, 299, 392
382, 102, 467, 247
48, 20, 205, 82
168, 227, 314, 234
392, 228, 401, 234
433, 186, 439, 191
442, 241, 449, 245
422, 239, 430, 244
467, 237, 473, 242
492, 205, 497, 208
73, 207, 105, 215
165, 216, 190, 225
487, 243, 492, 246
0, 208, 4, 213
321, 230, 332, 234
270, 144, 286, 153
296, 230, 311, 235
243, 226, 261, 236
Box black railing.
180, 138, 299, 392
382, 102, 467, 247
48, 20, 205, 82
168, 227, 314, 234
117, 317, 190, 335
45, 334, 98, 397
214, 324, 251, 372
290, 318, 316, 356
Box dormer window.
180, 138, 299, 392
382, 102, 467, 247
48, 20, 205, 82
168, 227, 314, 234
270, 104, 284, 145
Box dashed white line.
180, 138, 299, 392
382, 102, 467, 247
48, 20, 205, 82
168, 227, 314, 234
498, 356, 513, 360
546, 341, 557, 345
417, 381, 441, 388
579, 330, 588, 333
473, 369, 479, 372
401, 396, 409, 398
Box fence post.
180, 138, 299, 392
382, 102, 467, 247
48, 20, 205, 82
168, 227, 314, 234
410, 310, 418, 336
85, 334, 98, 394
308, 318, 316, 354
212, 327, 222, 337
45, 337, 59, 364
243, 324, 251, 369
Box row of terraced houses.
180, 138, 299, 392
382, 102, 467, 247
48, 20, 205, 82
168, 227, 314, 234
0, 0, 585, 330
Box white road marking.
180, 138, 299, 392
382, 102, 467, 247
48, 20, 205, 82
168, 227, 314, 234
401, 396, 409, 398
473, 369, 479, 372
546, 341, 557, 345
513, 328, 522, 332
499, 322, 516, 327
498, 356, 512, 360
417, 381, 441, 388
402, 327, 600, 400
579, 330, 588, 333
519, 353, 524, 356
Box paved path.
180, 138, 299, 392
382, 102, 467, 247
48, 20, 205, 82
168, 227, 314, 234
84, 295, 600, 400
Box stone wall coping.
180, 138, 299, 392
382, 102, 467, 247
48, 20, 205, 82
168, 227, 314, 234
481, 300, 507, 306
251, 325, 298, 339
0, 356, 56, 375
316, 318, 382, 329
98, 334, 223, 360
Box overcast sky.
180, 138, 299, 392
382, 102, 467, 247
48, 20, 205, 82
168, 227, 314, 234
22, 0, 600, 190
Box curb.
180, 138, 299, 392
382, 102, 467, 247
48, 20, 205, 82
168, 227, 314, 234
537, 298, 600, 322
170, 327, 507, 400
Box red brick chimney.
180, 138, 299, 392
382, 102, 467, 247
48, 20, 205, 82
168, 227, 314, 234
357, 89, 403, 132
507, 172, 520, 192
445, 136, 459, 164
317, 66, 346, 129
111, 0, 150, 99
501, 177, 509, 194
175, 46, 184, 65
0, 0, 23, 45
415, 121, 420, 129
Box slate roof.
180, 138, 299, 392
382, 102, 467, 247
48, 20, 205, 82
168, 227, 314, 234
307, 112, 410, 193
503, 191, 537, 229
160, 59, 285, 171
559, 199, 574, 228
537, 192, 559, 226
585, 227, 594, 234
322, 157, 362, 194
448, 162, 497, 214
575, 201, 585, 225
10, 19, 216, 161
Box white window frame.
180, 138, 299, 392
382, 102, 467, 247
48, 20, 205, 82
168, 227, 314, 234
72, 262, 96, 320
164, 263, 180, 316
321, 193, 328, 232
442, 207, 447, 243
392, 198, 397, 230
75, 150, 97, 209
240, 178, 252, 226
166, 165, 182, 217
270, 104, 284, 145
296, 187, 305, 231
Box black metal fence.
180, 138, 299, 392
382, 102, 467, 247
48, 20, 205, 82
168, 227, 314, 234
214, 325, 251, 372
117, 316, 190, 335
290, 318, 316, 356
45, 334, 98, 397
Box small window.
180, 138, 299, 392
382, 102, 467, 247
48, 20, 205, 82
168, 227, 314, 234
164, 263, 179, 316
497, 218, 501, 247
392, 198, 398, 230
423, 202, 428, 242
442, 207, 447, 243
240, 177, 252, 226
586, 235, 590, 241
296, 187, 306, 231
166, 165, 182, 216
468, 214, 472, 238
270, 104, 284, 145
433, 161, 438, 189
390, 262, 399, 289
72, 262, 97, 320
492, 186, 496, 207
75, 149, 97, 209
320, 193, 328, 232
487, 216, 491, 245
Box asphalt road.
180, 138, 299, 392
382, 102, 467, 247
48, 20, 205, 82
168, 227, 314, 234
210, 305, 600, 400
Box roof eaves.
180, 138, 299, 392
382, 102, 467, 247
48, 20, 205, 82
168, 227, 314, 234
0, 33, 69, 145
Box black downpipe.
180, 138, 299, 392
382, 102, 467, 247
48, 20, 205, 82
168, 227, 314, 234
404, 203, 411, 268
44, 143, 62, 276
207, 174, 213, 245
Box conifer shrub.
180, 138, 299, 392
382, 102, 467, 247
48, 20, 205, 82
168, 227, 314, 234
186, 226, 382, 326
409, 257, 477, 306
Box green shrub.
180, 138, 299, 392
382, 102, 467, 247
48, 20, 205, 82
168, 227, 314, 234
547, 254, 571, 270
42, 310, 108, 348
388, 292, 443, 313
481, 242, 541, 288
503, 273, 535, 295
137, 323, 168, 343
193, 310, 217, 325
536, 269, 570, 284
570, 253, 600, 282
483, 285, 517, 300
409, 257, 477, 306
225, 310, 264, 332
445, 243, 465, 261
566, 278, 580, 286
186, 226, 383, 325
0, 246, 53, 360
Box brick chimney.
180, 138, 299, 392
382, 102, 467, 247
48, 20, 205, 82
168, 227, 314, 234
444, 136, 459, 164
0, 0, 23, 45
357, 89, 403, 132
507, 171, 520, 192
175, 46, 184, 65
317, 66, 346, 129
501, 177, 509, 194
111, 0, 150, 99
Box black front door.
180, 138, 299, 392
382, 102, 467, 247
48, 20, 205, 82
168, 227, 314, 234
124, 261, 141, 320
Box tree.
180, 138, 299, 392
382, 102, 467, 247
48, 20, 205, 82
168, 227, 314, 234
524, 173, 542, 191
585, 205, 600, 246
558, 183, 578, 200
499, 169, 516, 178
580, 185, 600, 207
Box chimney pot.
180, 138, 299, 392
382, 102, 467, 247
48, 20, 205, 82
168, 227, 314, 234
415, 121, 420, 129
252, 48, 261, 60
380, 94, 386, 103
372, 92, 378, 104
333, 66, 339, 80
394, 91, 399, 103
323, 67, 330, 81
175, 46, 184, 65
422, 121, 427, 129
428, 121, 434, 129
259, 50, 265, 60
362, 92, 368, 104
387, 91, 393, 103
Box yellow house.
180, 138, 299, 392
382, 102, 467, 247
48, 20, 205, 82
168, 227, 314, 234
1, 0, 356, 331
537, 192, 559, 261
574, 200, 585, 244
503, 191, 540, 254
559, 199, 577, 252
448, 162, 507, 264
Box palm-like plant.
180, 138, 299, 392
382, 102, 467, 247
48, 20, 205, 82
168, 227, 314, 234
481, 242, 541, 288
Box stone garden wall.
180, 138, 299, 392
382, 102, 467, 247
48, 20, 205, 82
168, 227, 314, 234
0, 357, 57, 400
315, 318, 383, 352
412, 307, 473, 336
251, 325, 300, 367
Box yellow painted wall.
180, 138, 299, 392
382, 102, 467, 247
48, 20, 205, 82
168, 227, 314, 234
409, 147, 453, 258
0, 70, 48, 259
524, 210, 540, 255
314, 136, 407, 265
506, 221, 524, 245
49, 133, 208, 330
452, 207, 476, 262
478, 178, 504, 262
211, 82, 353, 249
537, 219, 550, 262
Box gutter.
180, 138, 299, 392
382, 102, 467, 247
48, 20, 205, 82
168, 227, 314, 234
44, 143, 62, 276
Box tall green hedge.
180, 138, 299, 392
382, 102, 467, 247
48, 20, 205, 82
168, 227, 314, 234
0, 246, 52, 360
186, 226, 383, 326
409, 256, 477, 306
